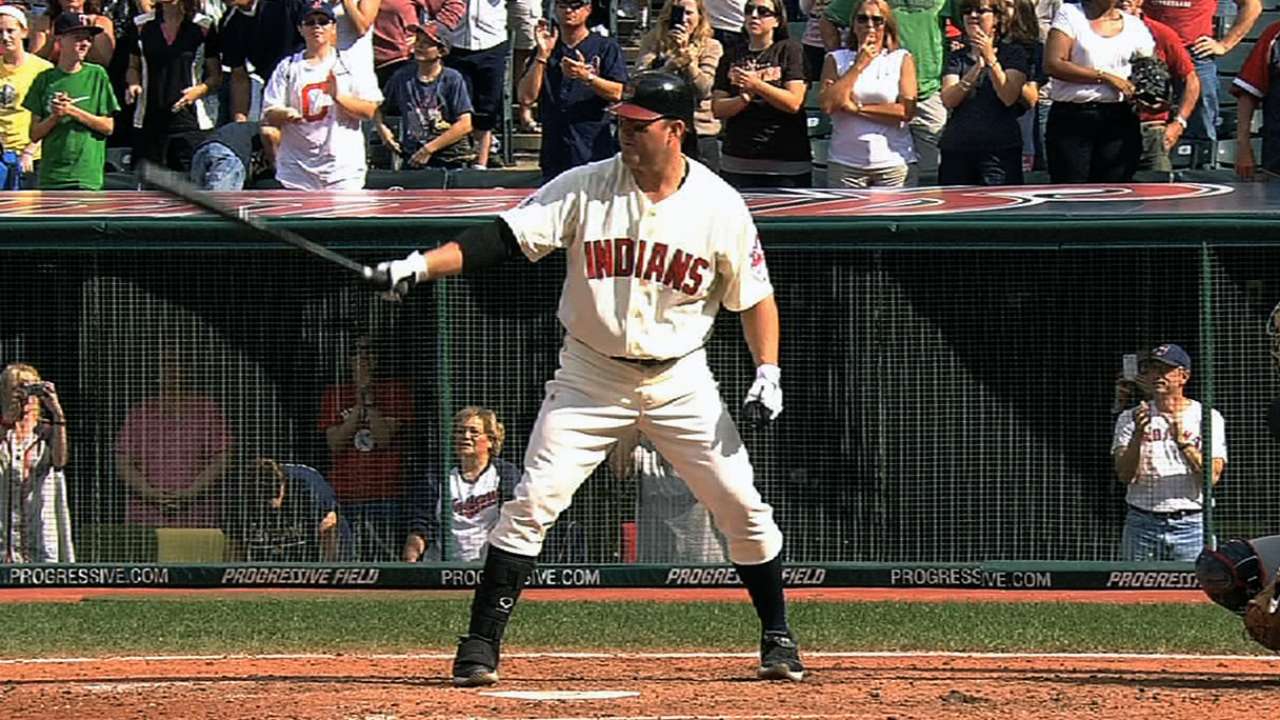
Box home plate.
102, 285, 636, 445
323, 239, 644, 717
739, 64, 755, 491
481, 690, 640, 701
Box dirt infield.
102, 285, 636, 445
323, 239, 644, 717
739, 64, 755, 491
3, 651, 1277, 720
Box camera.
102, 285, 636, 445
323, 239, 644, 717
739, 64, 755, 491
1111, 353, 1146, 414
17, 382, 49, 400
668, 4, 685, 29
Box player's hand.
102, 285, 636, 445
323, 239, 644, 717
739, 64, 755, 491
125, 83, 143, 105
375, 250, 429, 301
742, 363, 782, 429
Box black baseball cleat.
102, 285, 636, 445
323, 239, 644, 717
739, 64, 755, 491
757, 630, 805, 681
452, 634, 501, 687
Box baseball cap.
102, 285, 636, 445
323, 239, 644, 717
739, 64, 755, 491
54, 12, 103, 35
1146, 343, 1192, 371
299, 0, 336, 21
610, 70, 695, 127
0, 5, 28, 28
410, 15, 451, 52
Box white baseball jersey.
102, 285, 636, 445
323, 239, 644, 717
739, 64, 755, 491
1111, 399, 1227, 513
499, 155, 774, 360
449, 463, 505, 561
262, 50, 383, 190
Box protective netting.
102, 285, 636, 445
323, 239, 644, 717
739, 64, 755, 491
1, 241, 1275, 565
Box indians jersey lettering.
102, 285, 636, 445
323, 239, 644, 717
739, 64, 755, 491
500, 155, 774, 359
450, 464, 505, 562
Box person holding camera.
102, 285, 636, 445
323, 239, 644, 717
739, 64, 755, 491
635, 0, 723, 170
0, 363, 74, 564
1112, 343, 1226, 562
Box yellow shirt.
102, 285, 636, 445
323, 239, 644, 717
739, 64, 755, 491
0, 53, 54, 159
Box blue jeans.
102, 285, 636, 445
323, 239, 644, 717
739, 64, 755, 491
1186, 56, 1219, 145
1121, 507, 1204, 562
189, 142, 246, 191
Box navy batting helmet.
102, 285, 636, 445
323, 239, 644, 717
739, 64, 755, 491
611, 70, 696, 129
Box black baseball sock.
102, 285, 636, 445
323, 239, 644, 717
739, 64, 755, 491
467, 546, 538, 642
735, 554, 789, 635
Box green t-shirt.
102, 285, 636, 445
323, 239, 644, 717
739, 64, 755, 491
824, 0, 951, 98
21, 63, 120, 191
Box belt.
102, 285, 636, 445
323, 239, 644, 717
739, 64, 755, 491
608, 346, 700, 368
610, 355, 677, 367
1127, 504, 1202, 521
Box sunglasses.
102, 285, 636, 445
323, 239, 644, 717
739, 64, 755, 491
745, 4, 777, 17
300, 16, 333, 26
555, 1, 589, 9
961, 6, 996, 13
854, 13, 885, 24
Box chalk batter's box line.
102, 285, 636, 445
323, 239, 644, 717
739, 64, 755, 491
3, 650, 1279, 665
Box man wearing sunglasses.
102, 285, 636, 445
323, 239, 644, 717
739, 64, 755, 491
376, 70, 804, 686
517, 0, 626, 182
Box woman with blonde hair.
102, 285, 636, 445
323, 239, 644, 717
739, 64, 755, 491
818, 0, 917, 187
937, 0, 1028, 184
123, 0, 222, 166
403, 406, 520, 563
0, 363, 73, 563
636, 0, 725, 168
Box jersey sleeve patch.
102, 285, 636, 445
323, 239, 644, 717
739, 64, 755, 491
749, 235, 770, 284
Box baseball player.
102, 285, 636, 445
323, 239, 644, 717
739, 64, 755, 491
376, 70, 803, 685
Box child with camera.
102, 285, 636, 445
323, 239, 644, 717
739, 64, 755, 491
0, 362, 73, 563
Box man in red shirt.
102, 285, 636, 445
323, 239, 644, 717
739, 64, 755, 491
319, 334, 414, 560
1231, 16, 1280, 179
1119, 0, 1201, 173
1142, 0, 1259, 155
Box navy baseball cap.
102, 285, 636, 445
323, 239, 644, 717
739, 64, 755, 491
54, 12, 103, 35
1147, 343, 1192, 371
299, 0, 336, 22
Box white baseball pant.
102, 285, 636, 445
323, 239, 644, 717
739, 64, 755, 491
489, 336, 784, 565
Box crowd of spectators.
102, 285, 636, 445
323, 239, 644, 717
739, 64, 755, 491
0, 0, 1275, 189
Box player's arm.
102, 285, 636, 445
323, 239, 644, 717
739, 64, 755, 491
740, 295, 782, 428
740, 294, 780, 367
377, 219, 522, 293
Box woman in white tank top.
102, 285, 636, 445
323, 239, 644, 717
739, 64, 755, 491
817, 0, 917, 188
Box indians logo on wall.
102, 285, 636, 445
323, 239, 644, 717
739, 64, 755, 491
0, 184, 1236, 219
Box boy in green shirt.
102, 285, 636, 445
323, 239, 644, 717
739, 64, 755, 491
22, 13, 119, 190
